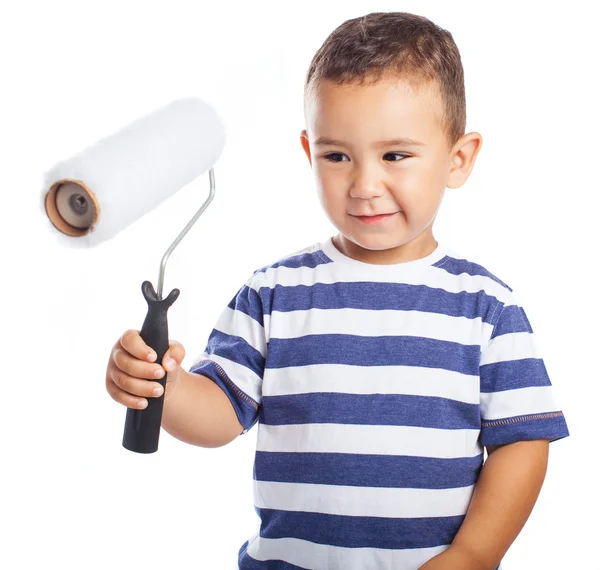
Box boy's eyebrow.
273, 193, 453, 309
313, 136, 426, 147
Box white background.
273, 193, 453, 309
1, 0, 596, 568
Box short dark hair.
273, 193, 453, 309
304, 12, 466, 149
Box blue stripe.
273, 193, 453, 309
256, 250, 333, 272
480, 412, 570, 446
267, 334, 480, 375
238, 541, 309, 569
205, 329, 265, 378
257, 281, 500, 321
228, 284, 264, 326
238, 537, 501, 570
255, 507, 465, 550
254, 451, 483, 489
480, 357, 552, 392
492, 303, 532, 338
434, 255, 512, 291
262, 393, 480, 430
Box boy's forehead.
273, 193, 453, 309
305, 77, 445, 144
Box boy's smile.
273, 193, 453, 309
301, 76, 482, 265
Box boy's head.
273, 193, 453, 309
300, 12, 482, 264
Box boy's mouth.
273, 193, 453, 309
352, 211, 401, 224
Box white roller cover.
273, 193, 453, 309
40, 97, 226, 248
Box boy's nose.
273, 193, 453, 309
349, 169, 386, 200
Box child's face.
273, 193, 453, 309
300, 76, 482, 264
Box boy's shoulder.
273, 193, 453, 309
250, 240, 324, 277
442, 245, 511, 285
441, 245, 520, 307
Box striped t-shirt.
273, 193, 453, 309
189, 236, 570, 570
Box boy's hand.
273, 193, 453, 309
105, 329, 186, 409
418, 545, 488, 570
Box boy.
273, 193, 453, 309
106, 11, 570, 570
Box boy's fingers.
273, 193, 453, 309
119, 329, 157, 362
106, 375, 154, 409
109, 368, 163, 400
118, 331, 184, 373
113, 346, 165, 380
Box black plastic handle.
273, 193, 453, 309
122, 280, 180, 453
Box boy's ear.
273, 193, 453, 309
300, 129, 312, 166
446, 132, 483, 189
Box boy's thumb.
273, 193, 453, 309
162, 340, 185, 371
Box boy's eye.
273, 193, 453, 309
324, 152, 348, 162
384, 152, 409, 161
323, 152, 409, 162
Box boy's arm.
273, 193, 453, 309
161, 367, 245, 448
420, 439, 550, 570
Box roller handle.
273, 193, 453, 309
122, 281, 180, 453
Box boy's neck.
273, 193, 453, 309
333, 233, 439, 265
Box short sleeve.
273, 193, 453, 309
479, 291, 569, 447
189, 270, 266, 434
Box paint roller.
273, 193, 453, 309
40, 97, 226, 454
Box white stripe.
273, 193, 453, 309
263, 363, 480, 404
245, 535, 449, 570
481, 330, 540, 365
269, 306, 484, 346
256, 423, 482, 458
481, 385, 559, 420
214, 305, 266, 358
254, 480, 475, 518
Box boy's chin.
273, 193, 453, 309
338, 231, 407, 252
